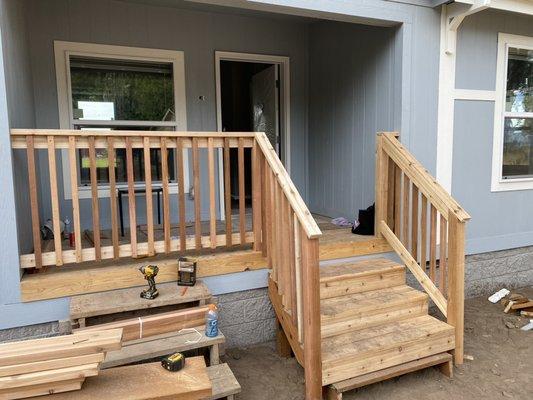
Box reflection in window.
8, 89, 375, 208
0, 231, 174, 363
502, 47, 533, 179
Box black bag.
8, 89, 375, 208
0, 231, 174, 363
352, 204, 375, 235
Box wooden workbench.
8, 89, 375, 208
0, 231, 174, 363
31, 356, 212, 400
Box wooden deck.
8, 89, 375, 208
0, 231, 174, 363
20, 214, 390, 302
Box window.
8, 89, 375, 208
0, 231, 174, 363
492, 34, 533, 191
54, 41, 188, 199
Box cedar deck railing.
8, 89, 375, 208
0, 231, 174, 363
11, 129, 323, 398
375, 132, 470, 364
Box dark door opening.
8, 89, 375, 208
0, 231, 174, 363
219, 60, 281, 210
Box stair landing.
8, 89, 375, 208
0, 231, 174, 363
318, 258, 455, 388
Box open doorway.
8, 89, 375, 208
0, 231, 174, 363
215, 51, 289, 215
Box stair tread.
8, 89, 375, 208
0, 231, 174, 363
321, 315, 454, 363
320, 258, 403, 283
321, 285, 427, 318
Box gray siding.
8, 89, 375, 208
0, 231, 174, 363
25, 0, 310, 231
308, 21, 397, 217
453, 9, 533, 254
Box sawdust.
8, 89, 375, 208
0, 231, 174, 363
223, 287, 533, 400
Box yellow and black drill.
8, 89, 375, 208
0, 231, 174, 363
139, 265, 159, 300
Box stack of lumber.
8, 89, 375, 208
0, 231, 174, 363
73, 306, 210, 342
0, 329, 122, 399
502, 293, 533, 317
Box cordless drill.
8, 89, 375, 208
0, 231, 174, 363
139, 265, 159, 300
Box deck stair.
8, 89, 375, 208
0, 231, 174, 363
318, 258, 455, 393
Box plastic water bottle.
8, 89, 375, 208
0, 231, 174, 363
205, 304, 218, 337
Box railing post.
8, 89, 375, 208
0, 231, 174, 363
300, 234, 322, 399
375, 133, 389, 236
446, 213, 466, 365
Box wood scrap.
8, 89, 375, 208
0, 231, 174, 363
0, 329, 122, 399
520, 310, 533, 318
511, 300, 533, 310
74, 305, 210, 342
503, 301, 515, 314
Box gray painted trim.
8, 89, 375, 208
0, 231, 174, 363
466, 231, 533, 256
0, 300, 70, 330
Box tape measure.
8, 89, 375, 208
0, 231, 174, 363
161, 352, 185, 372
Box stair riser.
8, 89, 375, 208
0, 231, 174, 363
321, 301, 428, 338
320, 269, 405, 299
322, 332, 455, 385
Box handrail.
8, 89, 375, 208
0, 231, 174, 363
10, 129, 257, 138
375, 131, 468, 365
380, 133, 470, 223
254, 132, 322, 239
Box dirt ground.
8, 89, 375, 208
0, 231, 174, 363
223, 288, 533, 400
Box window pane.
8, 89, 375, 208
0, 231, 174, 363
502, 117, 533, 178
76, 126, 175, 185
506, 47, 533, 113
70, 57, 175, 121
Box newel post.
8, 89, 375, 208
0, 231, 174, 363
374, 133, 390, 236
301, 233, 322, 399
446, 213, 466, 365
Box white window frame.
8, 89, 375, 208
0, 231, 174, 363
54, 40, 189, 199
491, 33, 533, 192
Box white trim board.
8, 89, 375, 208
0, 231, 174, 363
54, 41, 189, 200
214, 51, 291, 218
491, 33, 533, 192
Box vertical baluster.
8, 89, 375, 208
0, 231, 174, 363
125, 137, 137, 258
252, 141, 262, 251
429, 205, 437, 282
208, 137, 217, 249
107, 137, 119, 259
47, 136, 62, 266
281, 196, 292, 310
238, 138, 246, 244
143, 137, 155, 256
261, 155, 268, 258
88, 137, 101, 261
275, 182, 284, 299
161, 137, 170, 254
270, 170, 277, 281
420, 195, 428, 269
192, 138, 202, 250
264, 163, 273, 269
402, 174, 410, 247
411, 185, 419, 260
26, 136, 42, 268
177, 138, 186, 252
394, 166, 401, 235
223, 138, 232, 246
439, 215, 448, 294
293, 215, 303, 344
68, 136, 82, 263
387, 160, 395, 227
288, 205, 297, 325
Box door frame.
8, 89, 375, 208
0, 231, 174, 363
214, 51, 290, 218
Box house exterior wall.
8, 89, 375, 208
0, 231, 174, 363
452, 9, 533, 255
24, 0, 310, 233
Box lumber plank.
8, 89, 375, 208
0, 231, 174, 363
177, 138, 187, 251
380, 222, 448, 316
74, 306, 209, 342
0, 379, 83, 399
161, 137, 171, 254
223, 138, 232, 246
331, 353, 453, 392
47, 135, 63, 266
35, 357, 212, 400
0, 330, 122, 367
238, 138, 246, 245
0, 363, 98, 390
67, 136, 82, 263
0, 353, 104, 378
70, 280, 211, 320
143, 136, 155, 256
107, 137, 119, 259
205, 363, 241, 400
125, 137, 137, 258
430, 205, 437, 282
251, 141, 262, 251
21, 249, 265, 301
88, 136, 101, 261
208, 137, 217, 249
102, 326, 225, 369
511, 300, 533, 310
26, 136, 42, 268
192, 138, 202, 250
